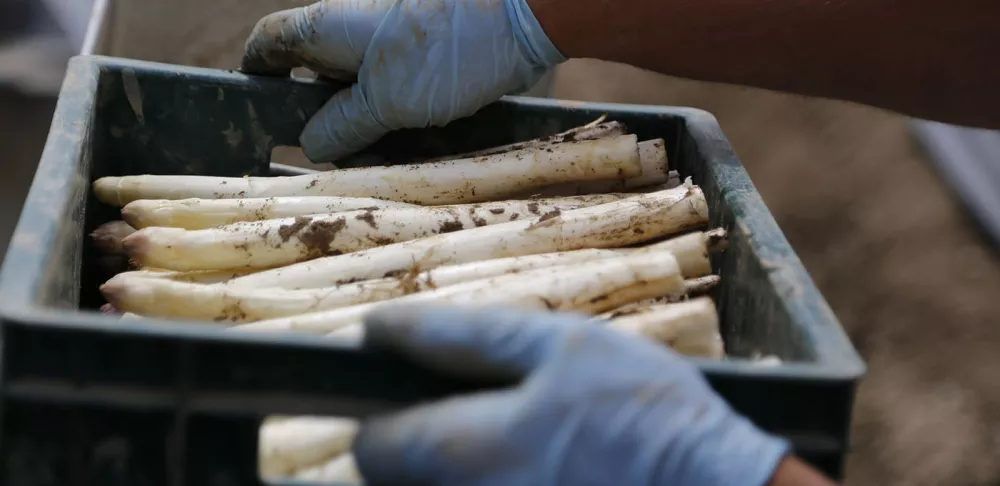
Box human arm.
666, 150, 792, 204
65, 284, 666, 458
769, 457, 840, 486
241, 0, 999, 163
528, 0, 1000, 130
351, 304, 834, 486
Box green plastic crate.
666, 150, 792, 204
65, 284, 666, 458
0, 55, 864, 485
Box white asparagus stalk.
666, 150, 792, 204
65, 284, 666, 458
259, 416, 358, 478
122, 196, 418, 230
102, 248, 625, 321
101, 230, 722, 322
93, 135, 643, 206
642, 230, 716, 278
605, 297, 724, 358
90, 221, 136, 254
419, 117, 628, 162
596, 275, 722, 319
293, 453, 362, 483
640, 228, 728, 278
517, 139, 670, 197
115, 268, 258, 284
236, 250, 684, 335
563, 138, 670, 193
227, 185, 709, 290
698, 227, 730, 253
122, 195, 630, 271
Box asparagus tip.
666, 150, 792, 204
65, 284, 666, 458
120, 204, 143, 229
92, 177, 122, 206
99, 279, 126, 307
121, 231, 151, 259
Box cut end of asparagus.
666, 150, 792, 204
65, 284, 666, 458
704, 228, 729, 253
608, 297, 724, 358
684, 275, 721, 297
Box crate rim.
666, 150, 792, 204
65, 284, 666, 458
0, 55, 866, 382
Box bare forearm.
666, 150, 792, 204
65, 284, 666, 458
768, 457, 839, 486
529, 0, 1000, 129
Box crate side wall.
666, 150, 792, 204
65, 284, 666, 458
680, 128, 812, 361
2, 402, 174, 486
1, 319, 854, 481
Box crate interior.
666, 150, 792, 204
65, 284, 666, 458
34, 64, 814, 362
0, 59, 860, 485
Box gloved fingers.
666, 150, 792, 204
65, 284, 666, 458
299, 83, 389, 162
241, 4, 327, 76
362, 303, 590, 381
353, 389, 525, 486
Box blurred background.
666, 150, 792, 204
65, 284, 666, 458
1, 0, 998, 484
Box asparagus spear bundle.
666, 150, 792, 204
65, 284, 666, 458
87, 116, 772, 484
224, 185, 708, 290
102, 231, 724, 322
91, 117, 729, 348
92, 116, 727, 346
236, 250, 687, 335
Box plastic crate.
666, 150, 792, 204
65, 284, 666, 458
0, 55, 864, 485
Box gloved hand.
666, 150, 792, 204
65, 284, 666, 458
354, 304, 791, 486
241, 0, 565, 163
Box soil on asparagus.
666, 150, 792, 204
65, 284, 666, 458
552, 59, 1000, 486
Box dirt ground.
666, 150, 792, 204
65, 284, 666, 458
551, 59, 1000, 486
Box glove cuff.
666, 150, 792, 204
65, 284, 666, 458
505, 0, 568, 69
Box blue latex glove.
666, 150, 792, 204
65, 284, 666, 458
241, 0, 565, 163
355, 304, 791, 486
